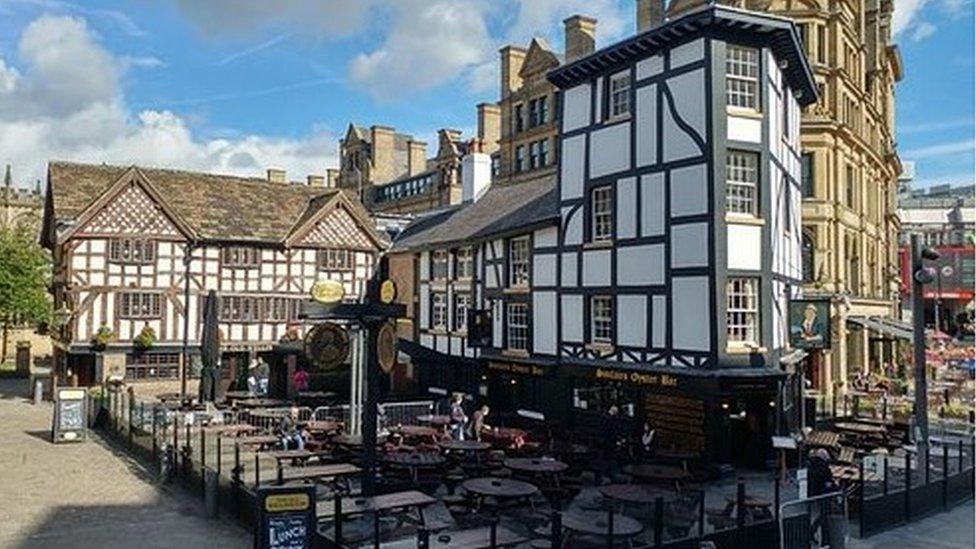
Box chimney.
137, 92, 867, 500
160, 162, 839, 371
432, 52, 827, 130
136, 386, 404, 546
326, 168, 340, 188
477, 103, 501, 155
637, 0, 664, 33
266, 168, 286, 183
564, 15, 597, 63
307, 174, 325, 187
408, 139, 427, 176
499, 45, 527, 99
462, 153, 492, 203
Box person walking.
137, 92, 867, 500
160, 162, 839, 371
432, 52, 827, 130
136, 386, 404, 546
600, 405, 622, 483
449, 394, 468, 441
470, 405, 492, 441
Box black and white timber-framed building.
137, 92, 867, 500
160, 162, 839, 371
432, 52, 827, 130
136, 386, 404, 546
391, 5, 818, 465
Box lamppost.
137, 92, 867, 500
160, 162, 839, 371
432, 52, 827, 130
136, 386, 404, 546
910, 234, 939, 449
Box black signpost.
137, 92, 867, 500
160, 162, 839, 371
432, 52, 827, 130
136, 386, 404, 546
52, 387, 88, 443
255, 485, 316, 549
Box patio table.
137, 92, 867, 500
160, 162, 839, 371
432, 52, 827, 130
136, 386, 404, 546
462, 477, 538, 500
599, 483, 676, 505
235, 434, 279, 449
423, 525, 526, 548
390, 425, 439, 439
503, 457, 568, 475
438, 440, 491, 452
561, 509, 643, 539
315, 489, 435, 519
416, 414, 453, 427
381, 452, 446, 482
277, 462, 360, 485
623, 463, 690, 484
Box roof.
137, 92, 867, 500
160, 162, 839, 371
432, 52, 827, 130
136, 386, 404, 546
548, 5, 818, 107
45, 161, 385, 247
391, 176, 558, 252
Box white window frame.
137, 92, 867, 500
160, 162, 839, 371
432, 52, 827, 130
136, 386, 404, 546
590, 295, 613, 345
726, 150, 759, 216
609, 72, 631, 118
431, 250, 449, 280
506, 302, 529, 351
119, 292, 162, 320
455, 247, 473, 279
454, 293, 470, 332
726, 278, 760, 346
222, 246, 261, 268
591, 186, 614, 242
726, 45, 760, 110
508, 236, 530, 288
515, 145, 526, 172
431, 293, 448, 330
317, 248, 354, 271
108, 238, 156, 265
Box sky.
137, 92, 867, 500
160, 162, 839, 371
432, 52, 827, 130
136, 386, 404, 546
0, 0, 972, 190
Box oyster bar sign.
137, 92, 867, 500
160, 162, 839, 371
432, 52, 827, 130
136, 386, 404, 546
595, 368, 679, 388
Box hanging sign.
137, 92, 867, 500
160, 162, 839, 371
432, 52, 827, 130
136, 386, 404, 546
310, 279, 345, 304
377, 322, 397, 373
379, 279, 397, 304
303, 322, 350, 371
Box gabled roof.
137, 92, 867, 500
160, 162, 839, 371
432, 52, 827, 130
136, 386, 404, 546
548, 5, 818, 106
519, 38, 562, 78
391, 176, 558, 252
45, 161, 385, 248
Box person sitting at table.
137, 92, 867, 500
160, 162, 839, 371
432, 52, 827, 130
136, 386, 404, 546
276, 407, 306, 451
449, 394, 468, 440
469, 405, 492, 441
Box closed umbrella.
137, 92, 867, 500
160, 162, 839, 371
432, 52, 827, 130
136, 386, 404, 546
199, 290, 221, 403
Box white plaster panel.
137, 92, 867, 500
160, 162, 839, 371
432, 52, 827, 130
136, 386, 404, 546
670, 163, 708, 217
419, 251, 430, 280
563, 84, 592, 132
533, 254, 557, 287
589, 123, 631, 178
617, 177, 637, 239
616, 244, 664, 286
651, 295, 666, 348
636, 54, 663, 79
534, 226, 558, 248
435, 336, 448, 354
636, 84, 658, 167
561, 135, 586, 200
582, 249, 611, 287
563, 205, 583, 246
419, 285, 430, 329
561, 252, 578, 287
726, 223, 762, 271
640, 173, 665, 237
595, 77, 603, 122
419, 334, 433, 349
727, 115, 762, 143
672, 276, 711, 351
670, 39, 704, 68
561, 295, 583, 343
663, 72, 705, 162
671, 223, 709, 268
617, 295, 646, 347
533, 292, 557, 355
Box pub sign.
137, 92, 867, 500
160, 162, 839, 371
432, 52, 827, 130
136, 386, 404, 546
789, 299, 831, 350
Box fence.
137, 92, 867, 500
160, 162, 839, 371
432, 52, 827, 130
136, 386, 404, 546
779, 492, 847, 549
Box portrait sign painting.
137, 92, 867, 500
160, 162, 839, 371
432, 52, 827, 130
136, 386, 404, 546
789, 299, 831, 350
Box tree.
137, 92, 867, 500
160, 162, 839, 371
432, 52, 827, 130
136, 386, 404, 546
0, 227, 51, 360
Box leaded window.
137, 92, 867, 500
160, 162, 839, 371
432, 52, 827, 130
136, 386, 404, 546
119, 292, 161, 320
609, 72, 631, 118
431, 250, 449, 280
508, 237, 530, 288
108, 239, 156, 265
431, 293, 447, 329
454, 293, 470, 332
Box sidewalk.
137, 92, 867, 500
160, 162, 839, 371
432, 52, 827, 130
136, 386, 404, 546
850, 500, 974, 549
0, 379, 249, 548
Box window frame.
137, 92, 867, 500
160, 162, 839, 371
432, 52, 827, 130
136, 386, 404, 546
726, 277, 760, 347
455, 247, 473, 279
454, 293, 471, 332
221, 246, 261, 268
725, 150, 760, 217
590, 295, 614, 345
431, 292, 448, 330
608, 71, 631, 119
725, 45, 760, 111
508, 236, 531, 288
317, 248, 355, 271
800, 152, 815, 198
506, 302, 529, 351
119, 292, 162, 320
431, 250, 449, 280
125, 353, 180, 380
515, 145, 526, 173
591, 185, 614, 242
108, 238, 157, 265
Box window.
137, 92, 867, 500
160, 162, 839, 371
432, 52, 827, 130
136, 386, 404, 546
802, 230, 816, 283
782, 176, 791, 234
222, 247, 260, 268
455, 248, 473, 279
845, 165, 856, 209
726, 45, 759, 109
591, 296, 613, 344
816, 26, 826, 64
508, 236, 530, 287
781, 79, 790, 139
219, 295, 260, 322
515, 145, 526, 173
506, 303, 529, 351
591, 186, 614, 241
108, 239, 156, 265
264, 297, 298, 322
431, 293, 447, 329
609, 72, 631, 118
529, 141, 540, 170
431, 250, 449, 280
119, 292, 161, 320
538, 96, 549, 125
726, 278, 759, 346
726, 151, 759, 216
454, 293, 470, 332
514, 104, 525, 133
539, 139, 550, 166
125, 353, 180, 380
317, 249, 354, 271
800, 152, 815, 198
491, 154, 501, 178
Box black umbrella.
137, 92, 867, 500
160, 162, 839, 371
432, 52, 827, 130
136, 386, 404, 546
199, 290, 221, 403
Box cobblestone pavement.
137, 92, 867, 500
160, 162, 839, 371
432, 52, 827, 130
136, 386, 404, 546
849, 500, 974, 549
0, 379, 249, 549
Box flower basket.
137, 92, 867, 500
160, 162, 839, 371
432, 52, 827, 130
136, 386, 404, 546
90, 325, 115, 352
134, 325, 156, 351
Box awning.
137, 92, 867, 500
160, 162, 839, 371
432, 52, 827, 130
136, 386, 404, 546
780, 349, 808, 366
847, 316, 913, 341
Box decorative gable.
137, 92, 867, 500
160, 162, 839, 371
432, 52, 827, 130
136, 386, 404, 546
77, 181, 182, 238
519, 39, 561, 78
298, 205, 375, 250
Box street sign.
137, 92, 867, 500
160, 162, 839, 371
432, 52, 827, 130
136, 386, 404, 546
255, 485, 315, 549
53, 387, 87, 443
303, 322, 349, 371
377, 322, 397, 373
310, 279, 345, 304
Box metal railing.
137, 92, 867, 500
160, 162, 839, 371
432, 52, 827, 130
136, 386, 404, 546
780, 491, 847, 549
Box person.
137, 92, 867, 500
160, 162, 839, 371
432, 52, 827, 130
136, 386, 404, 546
470, 405, 492, 441
276, 407, 306, 451
600, 405, 622, 482
807, 448, 837, 544
640, 422, 656, 458
449, 394, 468, 441
292, 368, 309, 393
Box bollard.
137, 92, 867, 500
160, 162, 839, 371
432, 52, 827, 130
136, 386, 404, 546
151, 406, 158, 462
550, 509, 562, 549
959, 440, 964, 472
216, 436, 223, 480
905, 452, 912, 521
883, 456, 889, 495
184, 423, 191, 474
417, 527, 429, 549
255, 454, 261, 488
204, 468, 219, 519
736, 479, 746, 530
653, 497, 663, 546
943, 445, 949, 509
33, 380, 42, 405
334, 492, 343, 546
774, 475, 781, 522
200, 429, 207, 495
606, 506, 614, 548
490, 516, 498, 548
698, 490, 705, 538
858, 459, 865, 538
373, 509, 380, 549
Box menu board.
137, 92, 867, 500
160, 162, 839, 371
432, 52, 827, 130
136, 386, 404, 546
255, 486, 315, 549
53, 388, 87, 443
644, 393, 705, 452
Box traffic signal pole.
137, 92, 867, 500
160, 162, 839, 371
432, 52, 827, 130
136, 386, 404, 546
911, 234, 930, 449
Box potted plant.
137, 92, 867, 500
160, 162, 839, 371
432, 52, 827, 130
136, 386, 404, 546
134, 324, 156, 351
90, 325, 114, 351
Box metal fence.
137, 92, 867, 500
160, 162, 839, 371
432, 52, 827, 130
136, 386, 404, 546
780, 492, 848, 548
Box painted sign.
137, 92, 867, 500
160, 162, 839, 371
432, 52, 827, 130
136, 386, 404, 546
379, 279, 397, 304
377, 322, 397, 374
594, 367, 680, 388
789, 299, 832, 350
255, 485, 315, 549
53, 388, 87, 443
303, 322, 350, 371
310, 279, 345, 304
488, 361, 547, 377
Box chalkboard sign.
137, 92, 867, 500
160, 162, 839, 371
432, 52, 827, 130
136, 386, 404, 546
255, 485, 315, 549
53, 388, 88, 443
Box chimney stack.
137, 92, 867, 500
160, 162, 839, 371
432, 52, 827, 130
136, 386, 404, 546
326, 168, 340, 188
477, 103, 501, 155
499, 46, 527, 99
266, 168, 286, 183
564, 15, 597, 63
307, 174, 325, 187
637, 0, 664, 33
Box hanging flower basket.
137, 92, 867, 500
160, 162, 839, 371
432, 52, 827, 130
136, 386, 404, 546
134, 325, 157, 351
90, 325, 115, 352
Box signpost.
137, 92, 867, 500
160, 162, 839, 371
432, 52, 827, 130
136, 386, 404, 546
255, 485, 316, 549
52, 387, 87, 443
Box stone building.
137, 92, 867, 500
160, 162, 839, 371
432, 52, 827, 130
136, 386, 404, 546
670, 0, 906, 400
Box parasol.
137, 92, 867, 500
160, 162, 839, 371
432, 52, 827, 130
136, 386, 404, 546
198, 290, 221, 403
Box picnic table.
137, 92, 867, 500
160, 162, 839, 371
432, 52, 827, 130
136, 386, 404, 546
462, 477, 539, 506
416, 414, 453, 427
806, 430, 841, 448
235, 434, 279, 450
438, 440, 491, 452
277, 463, 361, 485
223, 390, 252, 401
390, 425, 440, 440
381, 452, 446, 482
726, 495, 773, 520
207, 424, 258, 437
334, 434, 384, 448
304, 420, 342, 435
420, 525, 526, 548
623, 463, 690, 484
503, 457, 568, 475
235, 398, 288, 409
599, 483, 676, 505
830, 464, 881, 483
834, 422, 887, 435
315, 489, 435, 519
561, 509, 643, 540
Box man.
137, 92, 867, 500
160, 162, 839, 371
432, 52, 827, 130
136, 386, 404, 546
600, 405, 622, 482
449, 394, 468, 441
276, 407, 306, 451
470, 405, 492, 441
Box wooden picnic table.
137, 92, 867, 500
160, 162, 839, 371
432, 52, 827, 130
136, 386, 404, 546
315, 490, 435, 519
223, 390, 252, 401
462, 477, 538, 500
655, 448, 700, 462
382, 452, 446, 482
503, 457, 568, 475
416, 414, 452, 427
234, 435, 279, 449
438, 440, 491, 452
277, 463, 361, 484
303, 420, 342, 434
623, 463, 690, 484
333, 434, 384, 448
207, 424, 258, 437
561, 509, 643, 539
830, 464, 881, 483
421, 525, 526, 548
834, 422, 887, 435
599, 483, 676, 505
806, 430, 841, 448
390, 425, 440, 439
726, 495, 773, 519
235, 398, 288, 409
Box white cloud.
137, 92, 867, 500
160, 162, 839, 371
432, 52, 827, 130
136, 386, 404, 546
903, 138, 976, 159
504, 0, 630, 47
910, 21, 937, 41
893, 0, 931, 37
173, 0, 378, 39
0, 15, 337, 185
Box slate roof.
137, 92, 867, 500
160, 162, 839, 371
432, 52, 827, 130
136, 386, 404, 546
46, 161, 383, 246
392, 175, 558, 252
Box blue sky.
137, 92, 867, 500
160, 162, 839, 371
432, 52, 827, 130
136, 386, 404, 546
0, 0, 972, 189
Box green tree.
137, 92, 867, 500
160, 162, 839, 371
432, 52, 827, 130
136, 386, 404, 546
0, 227, 51, 360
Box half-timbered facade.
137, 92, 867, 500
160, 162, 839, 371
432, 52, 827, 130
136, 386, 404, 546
42, 162, 385, 384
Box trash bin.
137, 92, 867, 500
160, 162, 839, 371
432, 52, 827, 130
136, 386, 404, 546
204, 468, 219, 519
